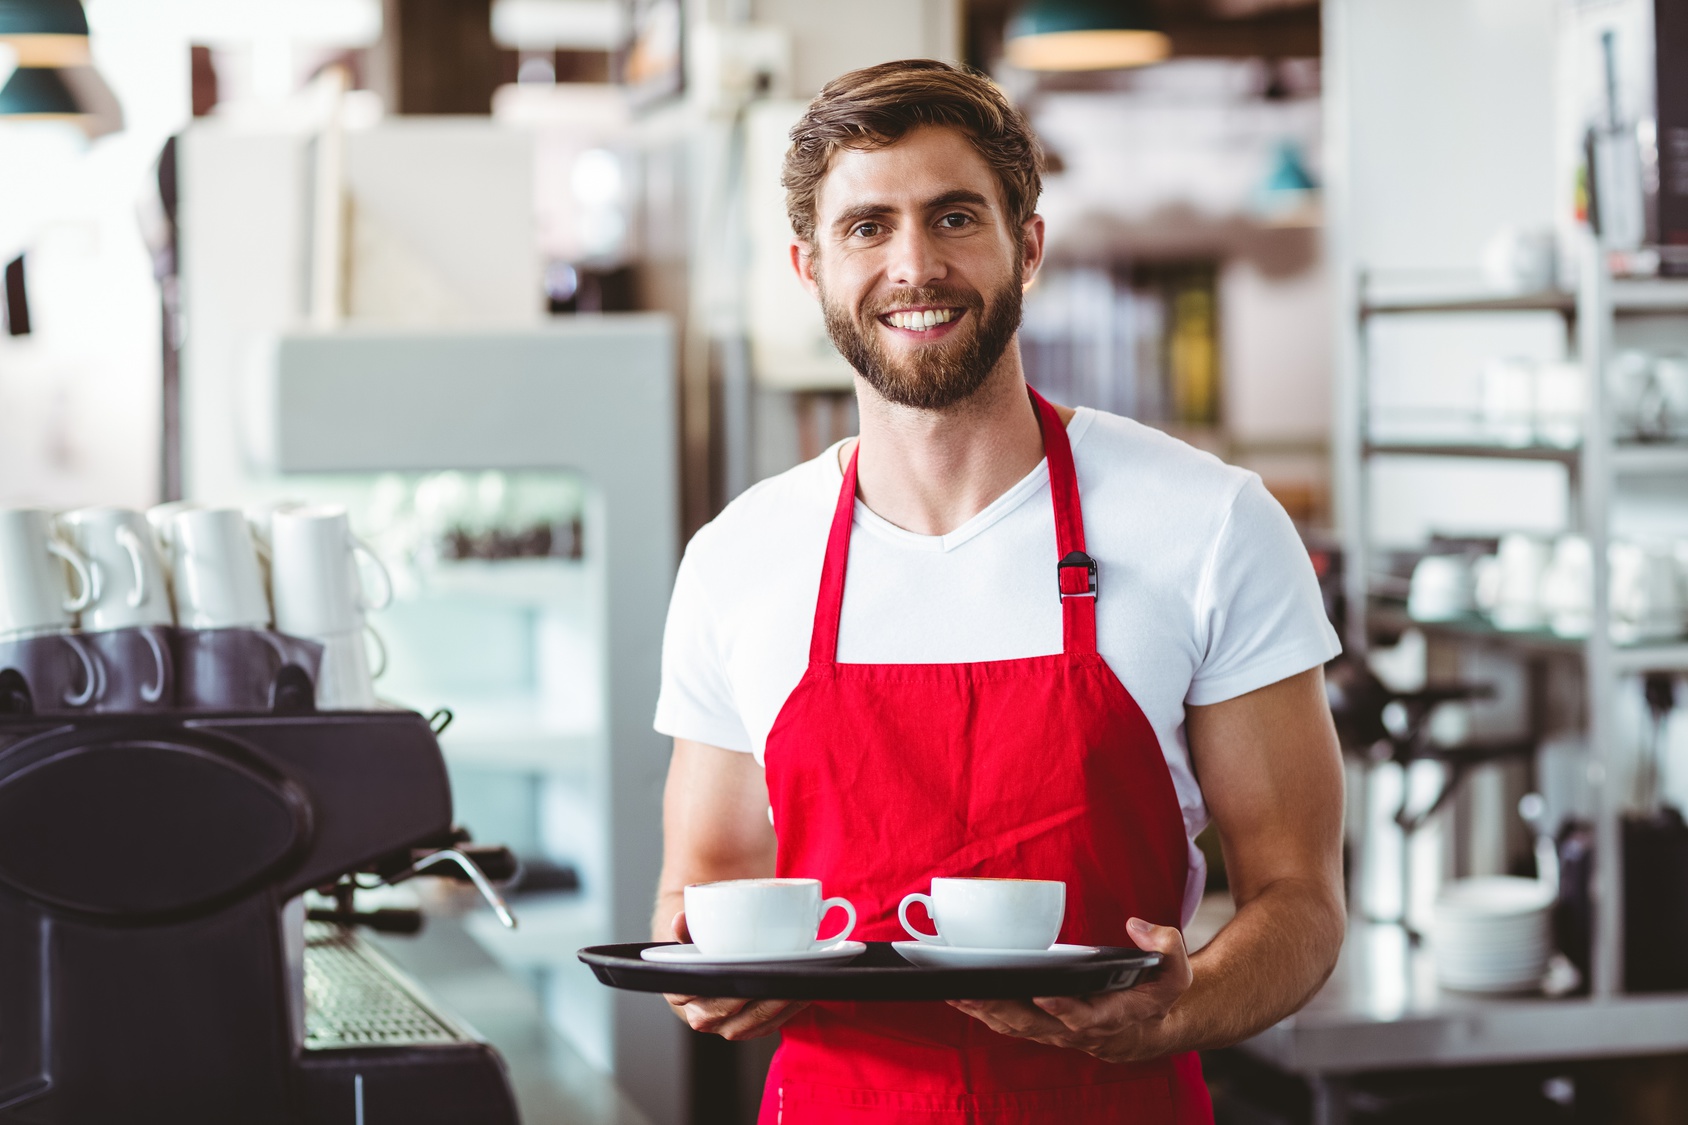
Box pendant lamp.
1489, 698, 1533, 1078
1005, 0, 1171, 72
0, 0, 90, 67
0, 64, 81, 119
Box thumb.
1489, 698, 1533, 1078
1126, 916, 1185, 956
671, 911, 691, 942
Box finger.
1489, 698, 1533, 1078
715, 999, 806, 1041
1127, 917, 1193, 987
949, 999, 1067, 1041
1031, 994, 1098, 1028
671, 911, 691, 942
679, 997, 752, 1032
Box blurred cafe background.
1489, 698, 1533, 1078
2, 0, 1688, 1122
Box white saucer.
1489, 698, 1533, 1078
641, 941, 867, 966
893, 942, 1101, 969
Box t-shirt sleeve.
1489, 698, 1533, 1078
653, 538, 756, 753
1185, 475, 1342, 706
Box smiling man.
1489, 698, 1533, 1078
652, 60, 1345, 1123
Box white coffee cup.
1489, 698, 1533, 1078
270, 505, 392, 637
684, 878, 857, 957
1541, 535, 1593, 638
898, 878, 1066, 950
311, 625, 387, 710
1408, 555, 1476, 622
1480, 358, 1535, 447
1491, 533, 1551, 631
0, 509, 94, 639
167, 508, 271, 630
56, 507, 173, 633
1610, 541, 1685, 643
146, 501, 203, 555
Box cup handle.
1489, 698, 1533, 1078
61, 634, 100, 708
50, 540, 95, 614
116, 525, 150, 609
898, 892, 943, 944
140, 628, 167, 704
817, 897, 857, 945
364, 623, 388, 680
353, 538, 393, 613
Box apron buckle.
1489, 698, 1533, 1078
1058, 551, 1098, 599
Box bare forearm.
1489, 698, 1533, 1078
1162, 878, 1344, 1053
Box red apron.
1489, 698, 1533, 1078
759, 389, 1213, 1124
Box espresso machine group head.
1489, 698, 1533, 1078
0, 670, 521, 1124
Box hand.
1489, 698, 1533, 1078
660, 911, 810, 1041
947, 917, 1193, 1065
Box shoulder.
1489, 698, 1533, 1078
1069, 408, 1256, 523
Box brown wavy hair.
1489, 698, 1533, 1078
781, 59, 1043, 248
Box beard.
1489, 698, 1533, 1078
819, 264, 1023, 411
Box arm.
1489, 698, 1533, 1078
652, 738, 803, 1040
950, 666, 1345, 1061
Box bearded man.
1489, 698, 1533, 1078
651, 59, 1345, 1124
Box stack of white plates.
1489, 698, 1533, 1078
1430, 876, 1556, 993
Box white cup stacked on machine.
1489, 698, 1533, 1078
55, 507, 175, 711
0, 509, 98, 710
267, 505, 392, 710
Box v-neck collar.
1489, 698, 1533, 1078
824, 407, 1095, 554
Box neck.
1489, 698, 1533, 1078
847, 343, 1067, 537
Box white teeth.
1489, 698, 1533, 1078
886, 309, 955, 330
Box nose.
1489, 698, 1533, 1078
885, 221, 947, 289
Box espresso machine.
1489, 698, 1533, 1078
0, 663, 522, 1124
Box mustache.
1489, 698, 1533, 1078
862, 286, 985, 319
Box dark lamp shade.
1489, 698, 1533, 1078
0, 66, 83, 119
1005, 0, 1171, 71
0, 0, 89, 36
0, 0, 90, 66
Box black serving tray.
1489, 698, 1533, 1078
577, 942, 1161, 1001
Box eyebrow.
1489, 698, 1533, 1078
830, 189, 994, 235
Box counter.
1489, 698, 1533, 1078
1237, 921, 1688, 1125
371, 915, 653, 1125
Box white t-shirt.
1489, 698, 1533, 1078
655, 407, 1341, 923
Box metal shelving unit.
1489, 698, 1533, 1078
1339, 231, 1688, 1000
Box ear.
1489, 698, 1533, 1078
1019, 214, 1047, 290
791, 240, 821, 299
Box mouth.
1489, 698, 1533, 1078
877, 306, 966, 338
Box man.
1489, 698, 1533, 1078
653, 59, 1344, 1123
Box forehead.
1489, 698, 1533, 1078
813, 125, 1003, 225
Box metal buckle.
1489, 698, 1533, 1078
1058, 550, 1098, 599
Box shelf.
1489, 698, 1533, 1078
1611, 644, 1688, 674
1364, 440, 1688, 473
1371, 603, 1688, 671
1611, 278, 1688, 314
1611, 443, 1688, 474
1363, 440, 1578, 465
1359, 280, 1688, 318
1360, 291, 1575, 317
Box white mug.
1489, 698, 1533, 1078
0, 509, 94, 639
146, 500, 204, 557
684, 878, 856, 957
269, 505, 392, 637
168, 508, 271, 630
1480, 358, 1536, 447
1491, 533, 1552, 631
1610, 541, 1685, 643
311, 625, 387, 711
1541, 535, 1593, 639
899, 878, 1066, 951
56, 507, 173, 633
1407, 555, 1476, 622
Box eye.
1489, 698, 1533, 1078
851, 222, 882, 238
938, 212, 972, 229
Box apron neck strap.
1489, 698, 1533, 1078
810, 387, 1096, 665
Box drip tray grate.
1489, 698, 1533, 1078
304, 921, 463, 1049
